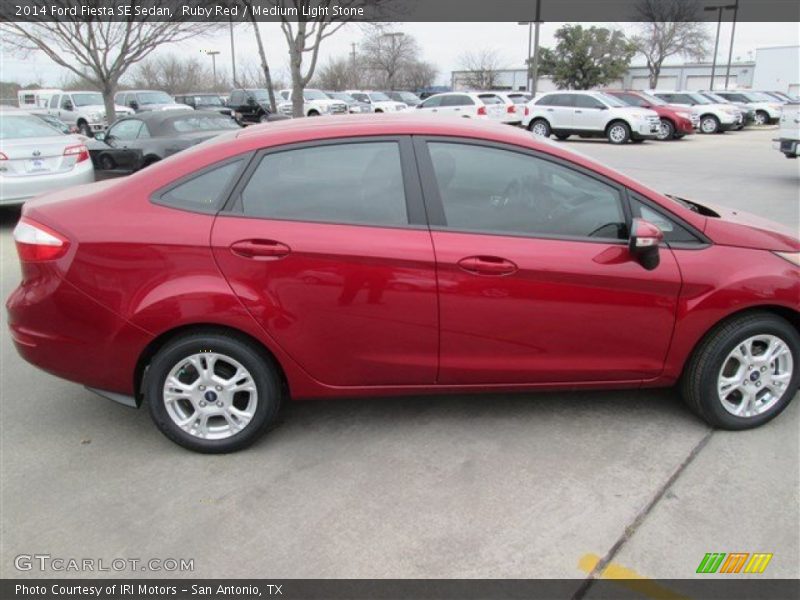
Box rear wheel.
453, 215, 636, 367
259, 114, 270, 123
754, 110, 769, 126
529, 118, 551, 138
606, 121, 631, 144
554, 133, 570, 140
77, 121, 92, 137
700, 114, 720, 134
681, 312, 799, 430
307, 110, 320, 117
99, 153, 116, 171
656, 118, 674, 141
146, 332, 282, 453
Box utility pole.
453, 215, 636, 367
229, 17, 237, 87
704, 3, 735, 91
723, 0, 739, 90
518, 0, 542, 95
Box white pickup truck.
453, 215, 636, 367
45, 91, 133, 136
278, 88, 348, 117
774, 102, 800, 158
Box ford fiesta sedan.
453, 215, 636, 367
7, 116, 799, 453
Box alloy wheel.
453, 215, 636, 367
717, 334, 794, 418
162, 352, 258, 440
531, 122, 549, 137
754, 112, 768, 125
701, 117, 718, 133
609, 125, 626, 143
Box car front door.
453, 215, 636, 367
541, 94, 575, 130
211, 137, 439, 387
59, 94, 78, 126
102, 119, 146, 171
572, 94, 608, 131
417, 95, 443, 114
415, 138, 682, 385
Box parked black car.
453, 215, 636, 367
87, 110, 240, 172
228, 89, 288, 124
174, 93, 234, 117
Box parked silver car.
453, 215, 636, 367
0, 108, 94, 206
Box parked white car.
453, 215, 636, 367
345, 91, 407, 113
522, 90, 660, 144
414, 92, 508, 122
45, 91, 133, 136
774, 102, 800, 158
278, 88, 348, 117
712, 90, 783, 125
494, 91, 532, 124
649, 91, 742, 133
0, 107, 94, 206
114, 90, 192, 113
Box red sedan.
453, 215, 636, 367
7, 115, 799, 452
603, 90, 698, 140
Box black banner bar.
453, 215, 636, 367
2, 0, 800, 23
3, 579, 800, 600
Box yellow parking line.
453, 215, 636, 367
578, 553, 690, 600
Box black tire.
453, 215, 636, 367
656, 118, 674, 141
754, 110, 769, 126
307, 110, 320, 117
680, 312, 800, 430
606, 120, 631, 144
555, 133, 570, 140
146, 332, 283, 453
374, 109, 383, 113
99, 153, 116, 171
528, 118, 551, 138
77, 121, 92, 137
631, 138, 645, 144
699, 114, 720, 134
259, 114, 270, 123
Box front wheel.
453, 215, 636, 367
146, 332, 282, 453
681, 312, 800, 430
700, 114, 720, 134
606, 121, 631, 144
656, 118, 674, 141
78, 121, 92, 137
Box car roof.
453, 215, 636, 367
179, 92, 221, 96
114, 109, 217, 125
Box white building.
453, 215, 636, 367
451, 45, 799, 94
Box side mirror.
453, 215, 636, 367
94, 132, 106, 142
247, 97, 256, 106
129, 101, 138, 110
598, 105, 608, 110
628, 218, 663, 270
64, 102, 74, 111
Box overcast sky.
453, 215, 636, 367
2, 21, 798, 88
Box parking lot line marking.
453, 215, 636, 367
578, 553, 689, 600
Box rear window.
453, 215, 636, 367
0, 115, 63, 139
478, 94, 503, 105
157, 159, 244, 212
240, 142, 408, 227
170, 115, 240, 133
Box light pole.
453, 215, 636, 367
704, 3, 735, 91
518, 0, 542, 94
204, 50, 221, 90
723, 0, 739, 90
229, 18, 237, 87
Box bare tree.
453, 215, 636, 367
317, 57, 355, 91
396, 60, 438, 92
457, 49, 505, 90
360, 25, 419, 90
237, 2, 279, 111
132, 56, 227, 95
1, 1, 220, 121
632, 0, 711, 88
265, 0, 388, 117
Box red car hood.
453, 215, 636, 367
696, 200, 800, 252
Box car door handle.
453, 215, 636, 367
575, 110, 583, 113
453, 108, 461, 111
546, 108, 554, 112
457, 256, 518, 276
230, 239, 291, 260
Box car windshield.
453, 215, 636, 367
687, 93, 712, 104
398, 92, 421, 103
195, 95, 223, 105
703, 92, 728, 103
597, 93, 627, 108
248, 90, 270, 102
369, 92, 391, 102
0, 114, 64, 139
637, 92, 667, 106
170, 115, 241, 133
745, 91, 776, 102
71, 93, 104, 106
138, 92, 173, 105
330, 92, 356, 103
303, 89, 328, 101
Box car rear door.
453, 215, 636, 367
211, 137, 439, 387
414, 137, 682, 385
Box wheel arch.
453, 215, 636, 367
527, 116, 551, 131
604, 118, 631, 134
134, 323, 290, 407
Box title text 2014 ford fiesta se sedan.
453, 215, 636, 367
7, 116, 800, 452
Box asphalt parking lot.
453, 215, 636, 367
1, 127, 798, 589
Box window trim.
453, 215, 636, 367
413, 135, 633, 245
151, 153, 255, 214
222, 136, 428, 229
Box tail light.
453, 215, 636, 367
13, 218, 70, 262
507, 105, 516, 113
63, 143, 89, 163
524, 107, 530, 116
477, 106, 487, 116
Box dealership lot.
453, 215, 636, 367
0, 127, 798, 587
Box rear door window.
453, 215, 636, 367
157, 159, 244, 212
240, 142, 409, 227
